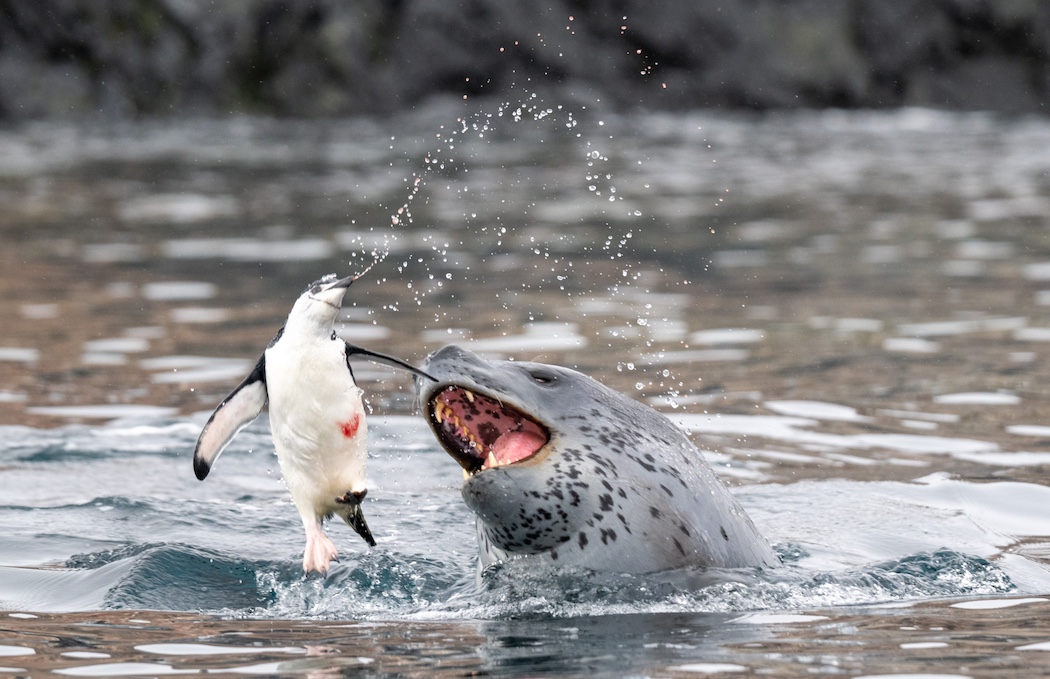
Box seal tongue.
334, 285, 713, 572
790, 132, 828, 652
491, 430, 546, 465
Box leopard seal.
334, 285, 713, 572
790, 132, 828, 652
416, 344, 779, 574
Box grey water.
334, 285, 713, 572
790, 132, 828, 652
5, 104, 1050, 676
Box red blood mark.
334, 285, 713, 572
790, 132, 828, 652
340, 413, 361, 438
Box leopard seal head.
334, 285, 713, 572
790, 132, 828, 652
416, 344, 779, 574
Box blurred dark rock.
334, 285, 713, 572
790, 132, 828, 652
1, 0, 1048, 119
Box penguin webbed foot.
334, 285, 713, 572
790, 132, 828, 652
302, 524, 339, 575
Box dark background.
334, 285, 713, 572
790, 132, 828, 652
2, 0, 1048, 120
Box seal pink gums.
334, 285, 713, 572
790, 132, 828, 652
430, 386, 548, 474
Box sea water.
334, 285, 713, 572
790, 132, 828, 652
3, 107, 1050, 675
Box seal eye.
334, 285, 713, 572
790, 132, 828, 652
528, 370, 556, 384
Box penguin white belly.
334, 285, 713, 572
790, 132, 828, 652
264, 339, 369, 572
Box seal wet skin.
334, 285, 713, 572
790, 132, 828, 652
417, 345, 779, 574
192, 273, 434, 574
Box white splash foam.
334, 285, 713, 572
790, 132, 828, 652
933, 392, 1020, 405
689, 328, 765, 345
135, 643, 306, 656
25, 405, 179, 419
764, 400, 870, 422
952, 597, 1048, 610
884, 337, 940, 353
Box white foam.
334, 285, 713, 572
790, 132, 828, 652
0, 347, 39, 363
135, 643, 306, 656
0, 646, 34, 657
952, 451, 1050, 467
142, 281, 217, 301
942, 260, 984, 277
162, 238, 333, 261
883, 337, 939, 353
53, 661, 196, 676
954, 240, 1013, 259
877, 409, 960, 423
896, 320, 980, 337
671, 663, 748, 674
170, 308, 230, 324
82, 243, 145, 263
733, 613, 829, 624
1014, 327, 1050, 342
862, 244, 903, 264
712, 250, 767, 268
83, 337, 149, 354
1006, 425, 1050, 437
689, 328, 765, 345
81, 353, 128, 366
25, 405, 179, 419
764, 400, 870, 422
674, 413, 998, 457
952, 597, 1048, 610
900, 419, 938, 430
1025, 262, 1050, 281
933, 392, 1020, 405
834, 318, 883, 333
20, 303, 58, 319
854, 674, 971, 679
118, 193, 239, 223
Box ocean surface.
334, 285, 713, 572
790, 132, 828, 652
3, 102, 1050, 676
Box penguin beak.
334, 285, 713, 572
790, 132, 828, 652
312, 275, 355, 309
327, 275, 355, 291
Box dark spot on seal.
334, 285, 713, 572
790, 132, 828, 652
578, 532, 588, 549
673, 537, 686, 556
599, 493, 614, 512
600, 528, 617, 544
660, 484, 674, 497
679, 523, 691, 537
721, 526, 729, 541
650, 506, 662, 519
477, 422, 500, 446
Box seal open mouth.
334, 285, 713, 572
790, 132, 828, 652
428, 386, 550, 477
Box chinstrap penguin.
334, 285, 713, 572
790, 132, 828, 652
193, 273, 433, 574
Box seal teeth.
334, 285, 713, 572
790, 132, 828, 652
486, 452, 499, 469
464, 390, 475, 403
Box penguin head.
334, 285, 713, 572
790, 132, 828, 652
287, 273, 355, 331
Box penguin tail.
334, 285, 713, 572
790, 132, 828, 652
335, 490, 376, 547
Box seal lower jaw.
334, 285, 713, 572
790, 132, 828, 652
426, 385, 550, 477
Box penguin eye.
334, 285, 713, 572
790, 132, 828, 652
310, 285, 323, 294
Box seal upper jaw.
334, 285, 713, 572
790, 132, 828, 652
425, 385, 551, 478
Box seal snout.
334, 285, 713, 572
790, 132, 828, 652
427, 385, 549, 478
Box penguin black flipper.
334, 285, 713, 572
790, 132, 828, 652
193, 354, 269, 481
343, 342, 436, 382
